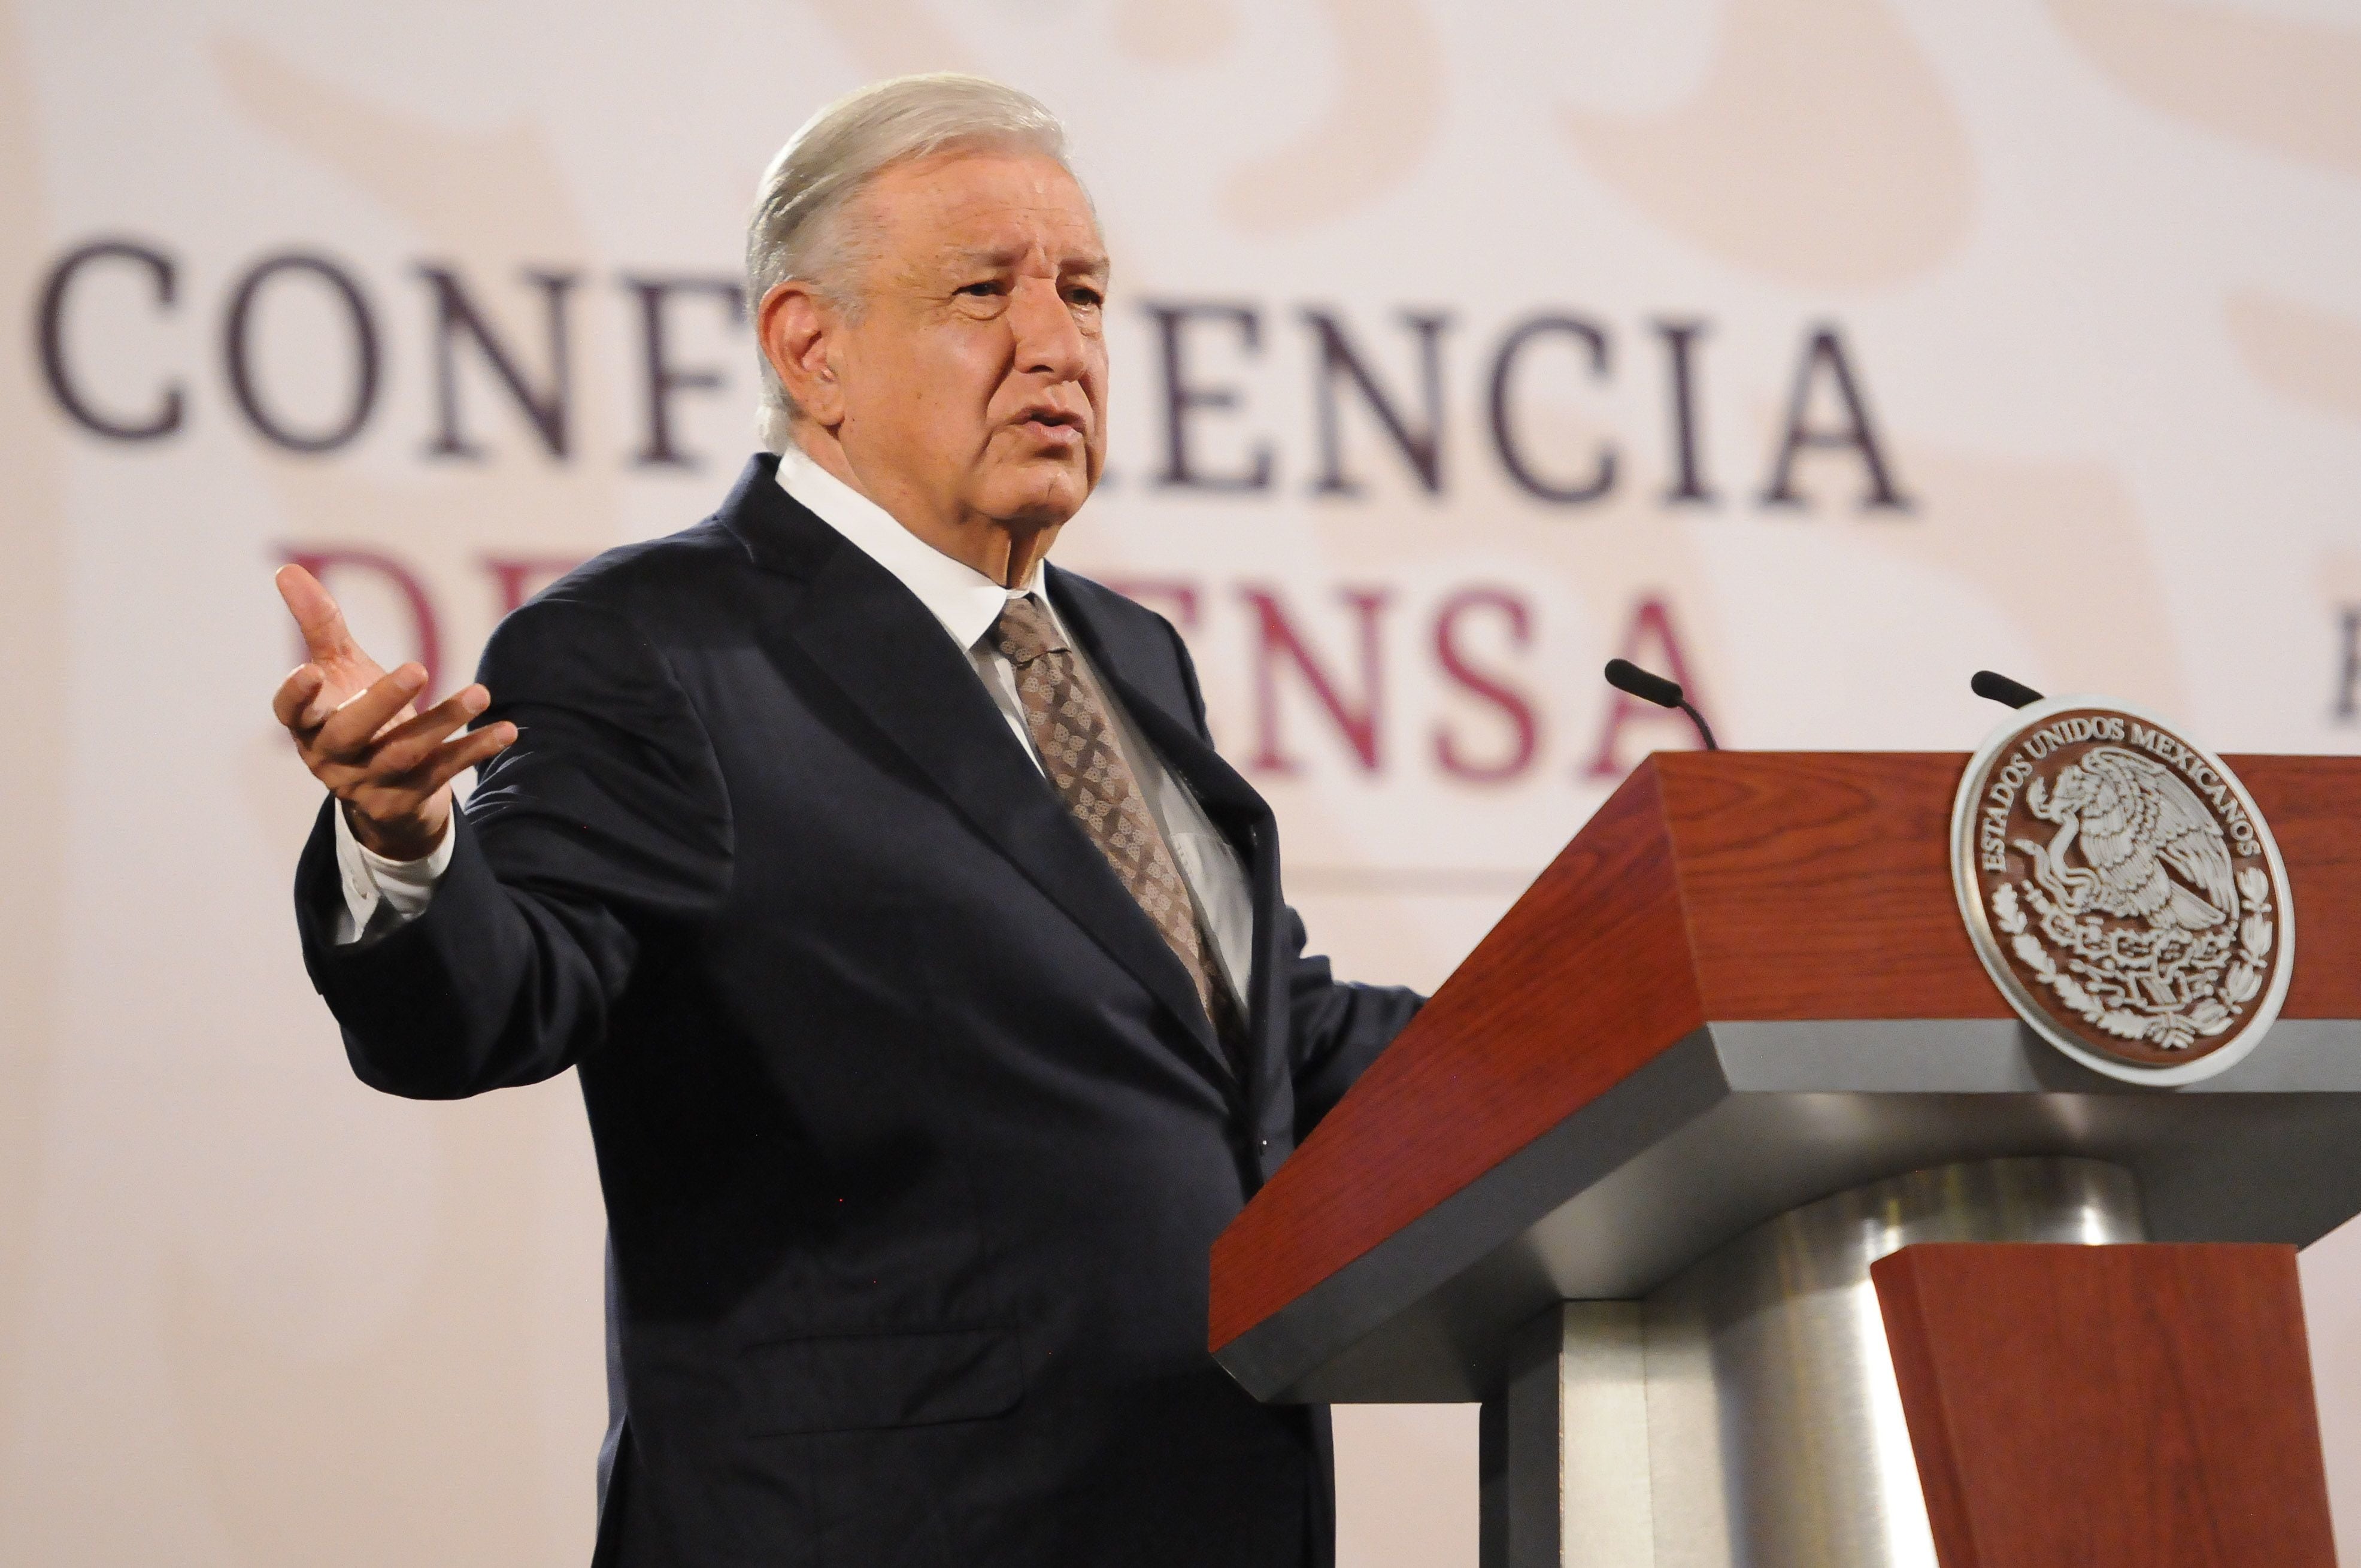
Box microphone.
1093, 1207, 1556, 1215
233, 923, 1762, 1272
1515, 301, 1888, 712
1970, 670, 2044, 710
1603, 659, 1719, 751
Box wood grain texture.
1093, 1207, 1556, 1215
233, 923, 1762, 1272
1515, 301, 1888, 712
1874, 1243, 2336, 1568
1657, 751, 2010, 1020
1208, 763, 1707, 1351
1210, 752, 2361, 1354
1663, 751, 2361, 1019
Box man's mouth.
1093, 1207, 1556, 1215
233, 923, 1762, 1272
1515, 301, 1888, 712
1017, 407, 1086, 442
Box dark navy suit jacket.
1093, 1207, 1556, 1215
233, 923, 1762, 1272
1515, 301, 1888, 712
293, 454, 1423, 1568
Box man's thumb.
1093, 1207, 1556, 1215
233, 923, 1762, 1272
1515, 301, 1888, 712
275, 563, 357, 660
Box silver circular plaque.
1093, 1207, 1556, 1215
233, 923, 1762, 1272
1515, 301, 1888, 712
1950, 695, 2296, 1085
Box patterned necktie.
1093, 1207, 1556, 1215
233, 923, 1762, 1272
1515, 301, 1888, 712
991, 593, 1247, 1069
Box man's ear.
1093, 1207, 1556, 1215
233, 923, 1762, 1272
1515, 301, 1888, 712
758, 281, 844, 426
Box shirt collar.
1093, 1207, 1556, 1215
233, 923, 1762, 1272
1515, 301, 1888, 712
775, 442, 1032, 653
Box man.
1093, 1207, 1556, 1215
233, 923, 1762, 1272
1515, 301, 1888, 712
274, 74, 1420, 1568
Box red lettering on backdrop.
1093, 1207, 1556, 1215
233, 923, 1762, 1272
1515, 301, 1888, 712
1432, 589, 1538, 782
1241, 585, 1389, 774
1584, 596, 1709, 780
279, 546, 443, 697
483, 555, 589, 615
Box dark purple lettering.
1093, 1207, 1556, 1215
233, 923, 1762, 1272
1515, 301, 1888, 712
1305, 307, 1449, 495
1761, 325, 1910, 512
419, 264, 577, 460
625, 275, 742, 469
1144, 302, 1272, 492
225, 253, 380, 454
1486, 314, 1614, 504
37, 239, 184, 441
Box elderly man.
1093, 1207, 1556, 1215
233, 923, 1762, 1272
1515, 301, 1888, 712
272, 74, 1420, 1568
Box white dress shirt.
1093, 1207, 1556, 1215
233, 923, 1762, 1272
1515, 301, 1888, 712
332, 445, 1253, 1007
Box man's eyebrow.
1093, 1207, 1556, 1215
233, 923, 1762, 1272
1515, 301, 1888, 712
947, 244, 1027, 272
942, 245, 1110, 277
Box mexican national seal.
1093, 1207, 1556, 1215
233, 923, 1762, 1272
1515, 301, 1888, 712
1950, 696, 2295, 1085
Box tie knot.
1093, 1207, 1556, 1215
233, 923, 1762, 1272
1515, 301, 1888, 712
990, 593, 1067, 666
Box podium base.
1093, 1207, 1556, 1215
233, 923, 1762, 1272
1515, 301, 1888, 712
1479, 1157, 2143, 1568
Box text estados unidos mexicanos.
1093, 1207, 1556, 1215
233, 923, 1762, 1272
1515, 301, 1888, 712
1975, 715, 2261, 873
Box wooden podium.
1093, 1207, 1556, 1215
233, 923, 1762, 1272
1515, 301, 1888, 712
1210, 753, 2361, 1568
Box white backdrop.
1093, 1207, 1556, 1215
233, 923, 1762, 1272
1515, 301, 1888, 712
5, 1, 2361, 1562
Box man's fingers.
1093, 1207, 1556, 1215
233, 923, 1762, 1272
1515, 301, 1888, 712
370, 685, 491, 772
275, 563, 361, 663
325, 714, 515, 870
272, 663, 326, 730
314, 663, 428, 759
408, 723, 518, 797
341, 723, 514, 838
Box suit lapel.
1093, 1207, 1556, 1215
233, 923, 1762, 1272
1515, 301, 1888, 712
720, 464, 1234, 1088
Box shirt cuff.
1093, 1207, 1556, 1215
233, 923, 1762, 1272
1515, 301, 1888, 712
330, 805, 455, 945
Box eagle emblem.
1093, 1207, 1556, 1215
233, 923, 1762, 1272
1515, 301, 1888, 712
1951, 700, 2293, 1084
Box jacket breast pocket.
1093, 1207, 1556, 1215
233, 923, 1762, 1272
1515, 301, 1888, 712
738, 1326, 1024, 1436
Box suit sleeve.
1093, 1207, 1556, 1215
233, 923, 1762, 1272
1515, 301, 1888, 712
1278, 912, 1423, 1140
1157, 613, 1424, 1140
292, 594, 734, 1099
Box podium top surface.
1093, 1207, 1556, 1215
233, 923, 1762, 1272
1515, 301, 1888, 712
1211, 751, 2361, 1403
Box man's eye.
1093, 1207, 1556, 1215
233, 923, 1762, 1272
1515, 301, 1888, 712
1067, 287, 1104, 309
957, 281, 1002, 298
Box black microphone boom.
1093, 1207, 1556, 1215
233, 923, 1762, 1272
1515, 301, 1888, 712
1603, 659, 1719, 751
1970, 670, 2045, 710
1603, 657, 1681, 709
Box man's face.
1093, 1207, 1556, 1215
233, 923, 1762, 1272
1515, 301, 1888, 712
828, 151, 1109, 535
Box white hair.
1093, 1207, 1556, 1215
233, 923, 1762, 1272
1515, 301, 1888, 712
746, 73, 1078, 453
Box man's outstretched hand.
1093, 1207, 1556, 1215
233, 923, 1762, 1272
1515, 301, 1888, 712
271, 563, 516, 862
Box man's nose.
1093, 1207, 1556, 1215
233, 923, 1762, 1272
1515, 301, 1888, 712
1009, 278, 1087, 381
